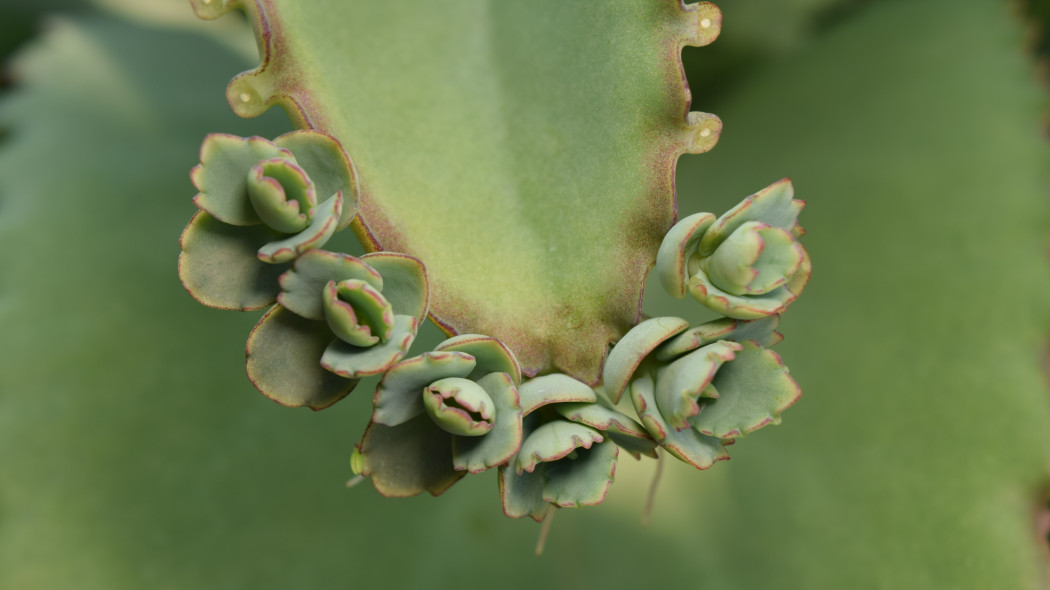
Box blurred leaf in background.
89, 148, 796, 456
1, 0, 1049, 589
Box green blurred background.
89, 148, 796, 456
2, 0, 1049, 588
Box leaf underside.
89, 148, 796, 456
211, 0, 723, 383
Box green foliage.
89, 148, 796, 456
1, 1, 1049, 589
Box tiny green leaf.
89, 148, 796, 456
191, 133, 290, 226
655, 211, 715, 299
322, 279, 395, 346
277, 250, 383, 321
245, 305, 357, 410
498, 462, 549, 522
372, 351, 477, 427
435, 334, 521, 385
654, 315, 782, 361
517, 374, 598, 415
245, 157, 316, 233
178, 210, 288, 310
452, 372, 525, 473
272, 130, 359, 230
555, 401, 657, 459
357, 415, 463, 498
257, 191, 343, 263
690, 341, 801, 439
655, 340, 742, 430
516, 421, 603, 474
542, 440, 619, 507
602, 316, 689, 403
701, 222, 803, 296
697, 178, 804, 256
630, 372, 728, 470
319, 314, 417, 379
423, 377, 497, 437
359, 252, 429, 323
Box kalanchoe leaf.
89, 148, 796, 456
630, 372, 729, 470
555, 401, 658, 459
498, 460, 550, 522
272, 130, 358, 230
245, 306, 357, 410
517, 373, 598, 415
423, 377, 497, 437
359, 252, 429, 323
245, 157, 317, 233
357, 414, 463, 498
435, 334, 522, 385
277, 250, 383, 321
655, 340, 742, 431
697, 178, 804, 255
516, 421, 604, 474
687, 246, 812, 320
320, 314, 418, 379
451, 372, 524, 473
257, 191, 343, 263
178, 210, 288, 310
655, 211, 716, 299
542, 440, 618, 507
689, 341, 801, 439
555, 401, 649, 438
654, 315, 782, 362
700, 222, 804, 296
372, 351, 477, 427
602, 316, 689, 404
323, 279, 395, 346
657, 179, 811, 319
191, 133, 291, 226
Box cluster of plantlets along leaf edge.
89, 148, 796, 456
177, 126, 812, 521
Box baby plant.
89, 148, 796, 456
177, 0, 811, 523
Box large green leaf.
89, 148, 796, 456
193, 0, 724, 383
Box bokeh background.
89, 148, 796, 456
2, 0, 1050, 588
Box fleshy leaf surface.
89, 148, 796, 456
542, 440, 619, 507
434, 334, 520, 385
319, 314, 418, 379
357, 415, 463, 498
689, 341, 800, 438
372, 351, 477, 427
517, 373, 598, 415
179, 210, 288, 310
630, 372, 728, 469
516, 421, 603, 474
245, 306, 356, 409
277, 249, 383, 320
451, 372, 524, 473
215, 0, 726, 382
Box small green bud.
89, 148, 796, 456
322, 279, 395, 347
422, 377, 496, 437
246, 157, 317, 233
701, 221, 804, 296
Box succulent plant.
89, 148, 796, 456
656, 178, 812, 319
500, 374, 657, 521
246, 249, 429, 409
169, 0, 814, 524
355, 335, 523, 497
6, 0, 1050, 587
179, 131, 357, 311
604, 315, 799, 469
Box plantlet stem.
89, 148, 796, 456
345, 474, 366, 488
642, 449, 664, 525
535, 505, 558, 556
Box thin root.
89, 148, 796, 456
642, 449, 664, 525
